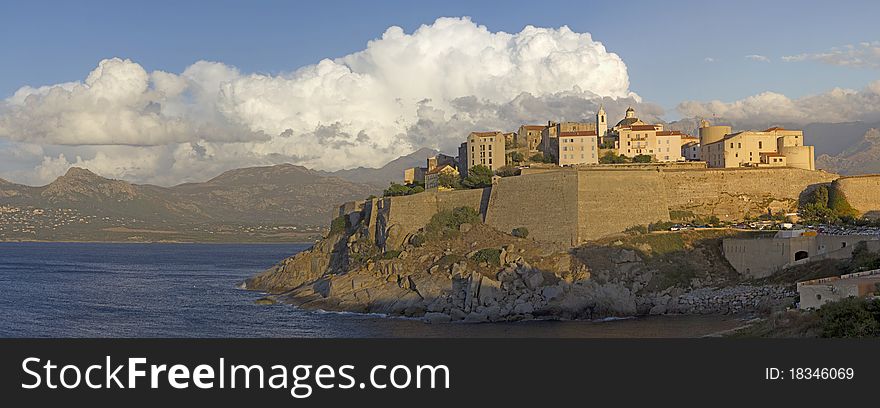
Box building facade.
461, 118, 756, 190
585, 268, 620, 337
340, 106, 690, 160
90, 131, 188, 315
516, 124, 546, 153
466, 131, 506, 173
425, 164, 460, 190
557, 131, 599, 166
701, 126, 815, 170
681, 136, 700, 161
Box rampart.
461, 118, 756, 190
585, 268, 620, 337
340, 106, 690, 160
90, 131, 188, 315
833, 175, 880, 218
337, 167, 879, 248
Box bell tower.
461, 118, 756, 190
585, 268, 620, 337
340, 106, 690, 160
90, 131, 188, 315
596, 104, 607, 136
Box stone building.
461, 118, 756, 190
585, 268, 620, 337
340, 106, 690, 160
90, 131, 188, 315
700, 123, 815, 170
681, 136, 700, 161
556, 130, 599, 166
516, 124, 546, 153
425, 164, 460, 190
541, 121, 596, 162
604, 107, 684, 162
403, 166, 426, 185
797, 270, 880, 309
465, 131, 506, 174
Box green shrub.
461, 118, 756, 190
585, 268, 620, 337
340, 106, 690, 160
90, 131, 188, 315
495, 166, 521, 177
384, 183, 413, 197
599, 151, 628, 164
411, 185, 425, 194
329, 215, 348, 235
508, 151, 525, 163
511, 227, 529, 238
380, 250, 402, 260
471, 248, 502, 266
828, 186, 858, 219
632, 154, 653, 163
437, 172, 461, 189
648, 220, 677, 232
409, 233, 426, 247
625, 224, 648, 235
425, 206, 481, 236
462, 165, 494, 188
817, 297, 880, 338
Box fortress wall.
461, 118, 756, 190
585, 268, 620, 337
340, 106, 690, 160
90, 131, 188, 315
661, 168, 838, 220
484, 170, 579, 244
834, 176, 880, 219
576, 169, 671, 242
377, 189, 486, 249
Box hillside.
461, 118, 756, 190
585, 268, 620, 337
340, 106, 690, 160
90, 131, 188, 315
816, 128, 880, 175
326, 147, 439, 187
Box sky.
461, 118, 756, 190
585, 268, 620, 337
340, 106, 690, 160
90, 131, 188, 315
1, 0, 879, 185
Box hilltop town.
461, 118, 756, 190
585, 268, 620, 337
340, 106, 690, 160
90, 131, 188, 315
248, 105, 880, 332
401, 106, 816, 191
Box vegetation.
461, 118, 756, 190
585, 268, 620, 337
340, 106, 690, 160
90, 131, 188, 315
816, 297, 880, 338
409, 233, 426, 247
848, 241, 880, 273
648, 220, 677, 232
624, 224, 648, 235
425, 206, 481, 237
471, 248, 502, 266
800, 185, 858, 224
508, 151, 525, 164
495, 166, 521, 178
380, 250, 402, 260
511, 227, 529, 238
528, 152, 554, 163
462, 165, 494, 188
632, 154, 653, 163
383, 182, 423, 197
329, 215, 348, 235
599, 151, 628, 164
437, 172, 462, 189
599, 140, 615, 149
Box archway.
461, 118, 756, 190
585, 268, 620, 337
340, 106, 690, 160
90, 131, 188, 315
794, 251, 809, 261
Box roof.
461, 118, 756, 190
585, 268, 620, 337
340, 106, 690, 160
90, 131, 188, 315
559, 130, 597, 137
614, 117, 644, 128
764, 126, 785, 132
656, 130, 682, 136
520, 125, 545, 131
630, 125, 658, 131
471, 131, 502, 137
426, 164, 457, 175
626, 106, 635, 112
760, 152, 785, 157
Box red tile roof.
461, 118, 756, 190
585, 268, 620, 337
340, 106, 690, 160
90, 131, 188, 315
559, 130, 597, 137
471, 131, 501, 137
656, 130, 683, 136
764, 126, 785, 132
521, 125, 545, 130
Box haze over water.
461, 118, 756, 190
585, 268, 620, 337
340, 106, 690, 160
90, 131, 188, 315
0, 242, 742, 337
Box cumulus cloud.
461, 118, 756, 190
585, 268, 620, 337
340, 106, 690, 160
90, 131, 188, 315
676, 80, 880, 127
745, 54, 770, 62
783, 41, 880, 68
0, 17, 636, 185
703, 57, 715, 63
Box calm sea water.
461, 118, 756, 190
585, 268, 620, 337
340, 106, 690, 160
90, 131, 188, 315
0, 242, 744, 337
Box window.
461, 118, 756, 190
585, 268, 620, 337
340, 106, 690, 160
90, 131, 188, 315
488, 145, 492, 150
737, 143, 741, 148
758, 141, 763, 149
730, 143, 734, 148
488, 158, 492, 165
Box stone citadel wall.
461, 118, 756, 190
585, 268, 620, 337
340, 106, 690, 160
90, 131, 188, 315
340, 167, 879, 248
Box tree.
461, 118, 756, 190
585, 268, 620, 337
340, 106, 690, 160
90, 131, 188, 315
508, 151, 525, 164
383, 183, 412, 197
462, 165, 494, 188
632, 154, 653, 163
599, 151, 628, 164
495, 166, 521, 177
529, 153, 545, 162
437, 172, 461, 189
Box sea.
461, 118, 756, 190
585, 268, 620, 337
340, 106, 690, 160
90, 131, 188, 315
0, 242, 745, 337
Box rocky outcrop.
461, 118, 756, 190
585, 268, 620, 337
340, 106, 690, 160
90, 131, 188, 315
247, 220, 797, 323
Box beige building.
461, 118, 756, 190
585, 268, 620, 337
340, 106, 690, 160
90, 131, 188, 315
556, 131, 599, 166
516, 125, 546, 153
797, 270, 880, 309
541, 121, 596, 162
604, 107, 684, 162
701, 125, 815, 170
681, 136, 700, 161
425, 164, 459, 190
403, 166, 426, 185
466, 131, 506, 173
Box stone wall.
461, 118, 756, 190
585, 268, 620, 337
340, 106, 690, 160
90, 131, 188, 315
375, 189, 487, 250
577, 169, 670, 242
834, 176, 880, 218
662, 167, 838, 220
484, 169, 579, 244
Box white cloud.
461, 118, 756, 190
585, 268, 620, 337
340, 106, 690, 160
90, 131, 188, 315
676, 80, 880, 126
783, 41, 880, 68
0, 17, 636, 185
704, 57, 715, 63
745, 54, 770, 62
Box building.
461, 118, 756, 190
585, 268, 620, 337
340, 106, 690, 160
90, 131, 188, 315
457, 142, 468, 175
466, 131, 506, 173
681, 136, 700, 161
516, 125, 546, 153
541, 121, 596, 162
596, 105, 608, 137
611, 106, 646, 132
557, 131, 599, 166
403, 167, 426, 185
425, 164, 460, 190
427, 153, 457, 171
700, 124, 815, 170
604, 107, 684, 162
798, 269, 880, 309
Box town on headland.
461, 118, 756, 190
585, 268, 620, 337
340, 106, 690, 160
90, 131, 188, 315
248, 106, 880, 336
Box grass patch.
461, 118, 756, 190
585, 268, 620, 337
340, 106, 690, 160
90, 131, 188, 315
470, 248, 501, 266
380, 250, 401, 260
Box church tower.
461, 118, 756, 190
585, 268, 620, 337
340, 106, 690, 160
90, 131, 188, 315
596, 104, 607, 136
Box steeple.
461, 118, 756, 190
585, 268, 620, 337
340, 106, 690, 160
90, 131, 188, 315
625, 106, 635, 119
596, 104, 607, 137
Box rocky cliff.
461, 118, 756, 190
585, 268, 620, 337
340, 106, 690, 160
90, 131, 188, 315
246, 217, 796, 322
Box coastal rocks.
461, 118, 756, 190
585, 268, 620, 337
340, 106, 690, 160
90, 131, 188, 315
667, 285, 796, 315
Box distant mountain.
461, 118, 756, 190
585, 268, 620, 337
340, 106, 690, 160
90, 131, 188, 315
816, 128, 880, 175
0, 165, 378, 227
327, 147, 440, 187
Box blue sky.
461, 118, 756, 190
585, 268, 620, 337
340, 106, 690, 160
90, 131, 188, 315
1, 0, 878, 109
